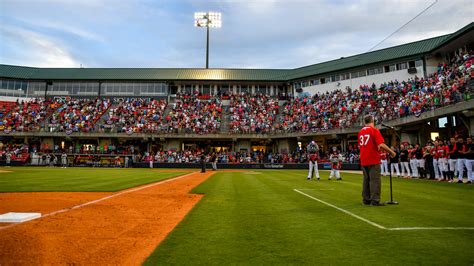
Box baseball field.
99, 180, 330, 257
0, 167, 473, 265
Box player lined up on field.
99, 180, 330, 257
380, 136, 474, 184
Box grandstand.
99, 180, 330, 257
0, 22, 473, 167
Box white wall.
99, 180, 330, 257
301, 66, 424, 95
425, 56, 443, 76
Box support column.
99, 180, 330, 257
391, 133, 397, 148
276, 139, 290, 154
469, 117, 474, 136
235, 140, 250, 152
164, 140, 181, 151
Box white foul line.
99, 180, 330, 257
294, 189, 387, 230
388, 227, 474, 231
0, 171, 200, 232
294, 189, 474, 231
296, 188, 335, 191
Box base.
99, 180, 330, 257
0, 212, 42, 223
385, 201, 399, 205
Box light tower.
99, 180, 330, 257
194, 12, 222, 69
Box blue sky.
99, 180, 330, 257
0, 0, 472, 69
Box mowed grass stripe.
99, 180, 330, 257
0, 167, 188, 192
145, 170, 474, 265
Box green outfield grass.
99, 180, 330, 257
145, 170, 474, 265
0, 167, 188, 192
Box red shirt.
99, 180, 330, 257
444, 145, 449, 159
437, 146, 448, 159
358, 126, 385, 166
431, 146, 439, 159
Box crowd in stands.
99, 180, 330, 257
275, 88, 367, 133
0, 50, 472, 135
166, 93, 222, 134
229, 93, 279, 134
103, 99, 167, 134
48, 98, 111, 133
274, 50, 473, 133
368, 50, 473, 124
1, 99, 50, 132
0, 101, 17, 126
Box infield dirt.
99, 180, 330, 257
0, 171, 214, 265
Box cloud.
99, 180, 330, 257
0, 0, 472, 68
0, 25, 80, 67
204, 0, 473, 68
16, 18, 106, 43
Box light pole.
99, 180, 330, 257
194, 12, 222, 69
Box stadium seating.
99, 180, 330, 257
0, 51, 471, 135
167, 93, 222, 134
229, 93, 279, 134
48, 98, 111, 133
2, 99, 50, 132
275, 88, 367, 133
104, 99, 167, 134
277, 50, 473, 132
369, 50, 472, 124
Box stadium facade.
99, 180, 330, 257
0, 23, 473, 156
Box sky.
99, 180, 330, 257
0, 0, 472, 69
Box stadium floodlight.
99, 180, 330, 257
194, 12, 222, 69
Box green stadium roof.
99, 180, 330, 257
0, 65, 290, 81
1, 22, 472, 82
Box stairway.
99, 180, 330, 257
163, 101, 174, 118
272, 100, 287, 129
220, 111, 231, 133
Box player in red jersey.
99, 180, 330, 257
358, 115, 396, 206
329, 148, 343, 180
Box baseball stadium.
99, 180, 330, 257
0, 1, 473, 265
